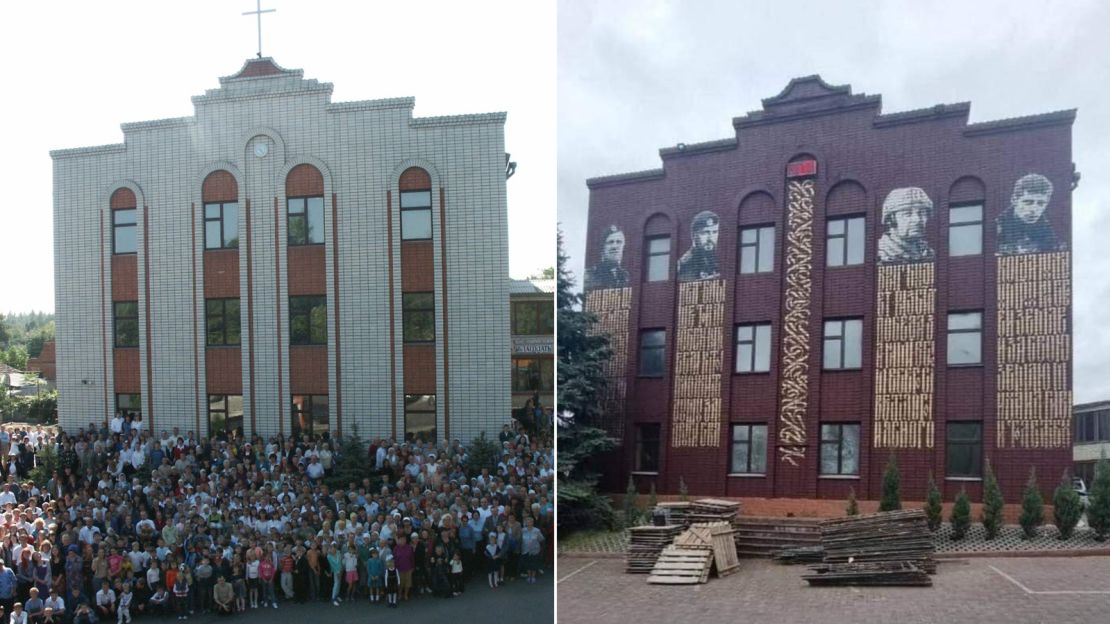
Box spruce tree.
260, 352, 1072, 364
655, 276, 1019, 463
846, 487, 859, 516
678, 476, 689, 502
981, 460, 1005, 540
950, 488, 971, 540
879, 453, 901, 512
648, 481, 658, 512
1053, 472, 1083, 540
624, 475, 641, 527
1089, 453, 1110, 541
1019, 467, 1043, 539
924, 475, 943, 532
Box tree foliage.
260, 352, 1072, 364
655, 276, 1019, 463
950, 488, 971, 540
1088, 452, 1110, 541
556, 230, 616, 531
924, 475, 943, 532
463, 431, 501, 479
981, 460, 1005, 540
879, 453, 901, 512
1019, 467, 1044, 539
624, 476, 641, 528
325, 424, 371, 489
0, 312, 54, 359
1053, 472, 1083, 540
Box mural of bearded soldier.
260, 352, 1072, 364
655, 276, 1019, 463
677, 210, 721, 281
584, 225, 630, 290
878, 187, 934, 264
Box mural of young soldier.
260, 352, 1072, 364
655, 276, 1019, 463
998, 173, 1064, 255
584, 225, 630, 290
877, 187, 934, 264
677, 210, 721, 281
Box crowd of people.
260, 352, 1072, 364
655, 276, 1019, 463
0, 418, 553, 622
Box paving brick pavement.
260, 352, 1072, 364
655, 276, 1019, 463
557, 555, 1110, 624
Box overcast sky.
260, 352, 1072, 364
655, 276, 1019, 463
0, 0, 555, 315
558, 0, 1110, 403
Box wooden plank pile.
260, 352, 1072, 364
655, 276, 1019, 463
803, 561, 931, 586
647, 545, 714, 585
772, 545, 825, 564
688, 498, 741, 524
672, 522, 741, 578
734, 517, 822, 557
817, 509, 936, 574
625, 525, 684, 574
654, 502, 691, 527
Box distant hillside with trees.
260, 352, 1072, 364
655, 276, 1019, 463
0, 312, 54, 370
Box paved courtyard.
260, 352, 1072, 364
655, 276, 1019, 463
558, 555, 1110, 623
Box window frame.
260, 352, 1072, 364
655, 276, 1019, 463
289, 296, 327, 346
287, 195, 326, 246
638, 329, 667, 377
511, 301, 554, 335
826, 215, 865, 267
291, 394, 329, 437
946, 311, 983, 367
729, 423, 768, 475
402, 292, 436, 343
203, 202, 239, 250
400, 189, 433, 241
819, 423, 860, 476
512, 357, 555, 393
823, 318, 863, 370
946, 422, 983, 479
948, 202, 983, 257
205, 298, 241, 347
634, 423, 661, 473
207, 395, 244, 437
112, 208, 138, 255
116, 393, 142, 420
404, 394, 437, 443
738, 224, 775, 274
113, 301, 139, 348
735, 323, 772, 374
644, 235, 671, 282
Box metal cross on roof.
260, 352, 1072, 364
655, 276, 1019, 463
243, 0, 276, 59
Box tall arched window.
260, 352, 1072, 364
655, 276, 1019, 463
399, 167, 432, 241
110, 188, 137, 255
286, 164, 325, 246
202, 171, 239, 249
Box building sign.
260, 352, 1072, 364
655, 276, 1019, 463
585, 287, 631, 437
671, 278, 725, 447
511, 336, 553, 355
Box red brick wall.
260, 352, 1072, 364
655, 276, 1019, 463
205, 348, 242, 395
399, 167, 431, 191
288, 246, 326, 295
403, 344, 437, 394
113, 349, 140, 393
202, 171, 237, 203
111, 255, 138, 301
286, 164, 324, 197
401, 241, 434, 291
203, 250, 239, 298
289, 345, 328, 394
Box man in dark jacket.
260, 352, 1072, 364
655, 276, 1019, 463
998, 173, 1063, 255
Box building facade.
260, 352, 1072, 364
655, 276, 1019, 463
52, 58, 510, 442
510, 278, 554, 425
1073, 400, 1110, 485
584, 76, 1075, 503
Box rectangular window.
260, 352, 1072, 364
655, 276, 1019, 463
639, 329, 666, 377
739, 225, 775, 274
116, 393, 141, 420
948, 204, 983, 257
113, 209, 137, 255
947, 422, 982, 478
947, 311, 982, 366
402, 293, 435, 342
291, 395, 329, 437
826, 216, 865, 267
404, 394, 437, 443
645, 236, 671, 282
511, 301, 554, 335
512, 358, 554, 392
820, 423, 860, 475
289, 296, 327, 345
205, 298, 241, 346
823, 318, 862, 370
204, 202, 239, 250
287, 196, 325, 245
400, 190, 433, 240
207, 395, 244, 436
634, 423, 661, 472
114, 301, 139, 348
735, 323, 772, 373
730, 424, 768, 474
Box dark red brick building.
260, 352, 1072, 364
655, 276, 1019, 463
583, 76, 1076, 505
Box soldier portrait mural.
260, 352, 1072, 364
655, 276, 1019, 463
878, 187, 934, 264
585, 225, 630, 290
998, 173, 1064, 255
677, 210, 720, 281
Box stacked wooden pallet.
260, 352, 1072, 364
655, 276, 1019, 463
647, 545, 714, 585
734, 517, 822, 557
772, 545, 825, 564
654, 502, 691, 527
672, 522, 741, 578
803, 561, 931, 586
688, 498, 741, 524
818, 509, 936, 574
625, 525, 684, 573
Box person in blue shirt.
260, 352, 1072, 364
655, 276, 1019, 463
0, 559, 18, 614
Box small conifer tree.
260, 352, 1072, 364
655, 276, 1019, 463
846, 487, 859, 516
1019, 467, 1043, 539
624, 475, 640, 527
924, 475, 943, 532
678, 475, 689, 502
950, 488, 971, 540
879, 453, 901, 512
1088, 453, 1110, 541
648, 481, 658, 511
1053, 472, 1083, 540
981, 460, 1005, 540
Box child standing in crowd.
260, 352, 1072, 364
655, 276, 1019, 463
366, 550, 383, 604
484, 533, 501, 589
172, 567, 188, 620
449, 551, 464, 596
116, 582, 132, 624
258, 548, 276, 609
383, 560, 400, 609
326, 544, 342, 606
245, 551, 260, 609
342, 545, 359, 603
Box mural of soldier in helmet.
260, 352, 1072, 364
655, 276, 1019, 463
677, 210, 721, 281
877, 187, 934, 264
584, 225, 630, 290
997, 173, 1065, 255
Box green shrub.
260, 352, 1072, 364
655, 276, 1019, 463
1089, 453, 1110, 541
678, 475, 688, 502
1019, 467, 1043, 539
879, 453, 901, 512
624, 475, 641, 527
950, 488, 971, 540
924, 475, 943, 532
981, 460, 1005, 540
1053, 472, 1083, 540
